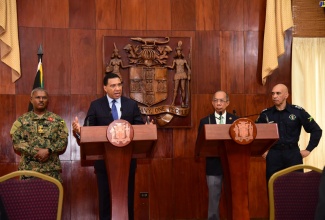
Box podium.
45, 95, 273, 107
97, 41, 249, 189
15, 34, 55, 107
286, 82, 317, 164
195, 122, 279, 220
79, 122, 157, 220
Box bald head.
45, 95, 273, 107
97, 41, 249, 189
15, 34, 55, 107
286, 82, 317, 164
271, 84, 289, 110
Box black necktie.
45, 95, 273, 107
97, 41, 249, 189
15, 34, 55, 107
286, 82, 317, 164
112, 100, 118, 120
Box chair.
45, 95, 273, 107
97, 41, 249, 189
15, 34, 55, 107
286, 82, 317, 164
0, 170, 63, 220
268, 164, 322, 220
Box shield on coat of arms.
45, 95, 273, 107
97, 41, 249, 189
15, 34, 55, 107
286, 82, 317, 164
129, 66, 168, 107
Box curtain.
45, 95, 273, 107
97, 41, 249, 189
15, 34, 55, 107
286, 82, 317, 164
261, 0, 293, 85
292, 37, 325, 169
0, 0, 21, 82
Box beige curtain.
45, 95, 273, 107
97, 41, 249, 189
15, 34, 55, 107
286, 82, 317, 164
0, 0, 21, 82
261, 0, 293, 85
292, 37, 325, 169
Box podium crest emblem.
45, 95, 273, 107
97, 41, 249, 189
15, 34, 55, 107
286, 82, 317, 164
107, 120, 134, 147
229, 118, 257, 145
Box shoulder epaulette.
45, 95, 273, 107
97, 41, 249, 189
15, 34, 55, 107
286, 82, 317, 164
261, 107, 271, 113
293, 105, 304, 111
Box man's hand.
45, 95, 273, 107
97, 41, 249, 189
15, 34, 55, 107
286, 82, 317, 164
72, 116, 81, 134
300, 150, 310, 158
34, 147, 50, 163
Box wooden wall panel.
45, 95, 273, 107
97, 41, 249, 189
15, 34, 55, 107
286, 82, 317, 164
69, 161, 98, 220
16, 27, 43, 95
43, 0, 69, 28
43, 28, 71, 94
244, 31, 269, 94
96, 0, 121, 30
171, 0, 196, 30
121, 0, 147, 30
0, 62, 15, 94
17, 0, 43, 27
0, 95, 16, 163
220, 31, 245, 93
248, 157, 268, 218
244, 0, 266, 31
149, 158, 174, 219
134, 160, 150, 220
147, 0, 172, 30
70, 94, 99, 161
228, 94, 246, 117
0, 164, 18, 181
48, 95, 71, 160
69, 0, 96, 29
61, 161, 72, 220
196, 0, 220, 31
173, 158, 207, 219
194, 31, 220, 94
220, 0, 244, 31
70, 29, 97, 94
152, 128, 173, 158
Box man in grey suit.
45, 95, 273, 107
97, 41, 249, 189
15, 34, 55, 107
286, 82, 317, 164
198, 91, 238, 220
72, 73, 144, 220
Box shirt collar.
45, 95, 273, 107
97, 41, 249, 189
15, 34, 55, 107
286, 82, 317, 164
107, 95, 121, 104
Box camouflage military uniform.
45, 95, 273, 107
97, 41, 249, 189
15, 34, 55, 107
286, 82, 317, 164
10, 111, 68, 183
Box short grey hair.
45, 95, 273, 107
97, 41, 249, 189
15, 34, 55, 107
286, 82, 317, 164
31, 87, 48, 97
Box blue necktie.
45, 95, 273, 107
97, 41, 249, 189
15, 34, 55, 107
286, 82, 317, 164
112, 100, 118, 120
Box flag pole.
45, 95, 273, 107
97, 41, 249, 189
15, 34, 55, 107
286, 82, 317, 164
37, 44, 43, 62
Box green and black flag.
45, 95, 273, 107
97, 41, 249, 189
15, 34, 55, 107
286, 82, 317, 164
28, 58, 44, 111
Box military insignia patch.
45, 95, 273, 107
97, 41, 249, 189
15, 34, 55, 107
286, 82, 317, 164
289, 114, 296, 120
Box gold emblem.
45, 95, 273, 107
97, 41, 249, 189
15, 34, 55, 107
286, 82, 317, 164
37, 125, 44, 134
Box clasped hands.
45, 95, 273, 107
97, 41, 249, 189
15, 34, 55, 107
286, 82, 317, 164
34, 147, 50, 163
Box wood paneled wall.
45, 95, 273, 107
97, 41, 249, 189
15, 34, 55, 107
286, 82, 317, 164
2, 0, 319, 219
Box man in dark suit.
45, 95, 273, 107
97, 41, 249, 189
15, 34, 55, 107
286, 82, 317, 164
72, 73, 144, 220
198, 91, 238, 220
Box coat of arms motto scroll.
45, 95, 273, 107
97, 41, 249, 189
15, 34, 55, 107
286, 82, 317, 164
103, 36, 192, 127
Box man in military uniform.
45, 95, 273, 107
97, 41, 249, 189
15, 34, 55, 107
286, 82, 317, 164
256, 84, 322, 181
10, 88, 68, 183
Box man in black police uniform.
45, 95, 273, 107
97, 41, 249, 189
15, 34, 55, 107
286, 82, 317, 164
256, 84, 322, 181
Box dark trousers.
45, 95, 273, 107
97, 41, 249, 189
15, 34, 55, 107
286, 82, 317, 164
266, 147, 303, 181
315, 166, 325, 220
94, 159, 136, 220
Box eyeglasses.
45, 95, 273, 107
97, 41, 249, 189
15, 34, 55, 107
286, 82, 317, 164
109, 83, 123, 89
213, 99, 227, 103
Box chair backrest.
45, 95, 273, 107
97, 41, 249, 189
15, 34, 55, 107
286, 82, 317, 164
0, 170, 63, 220
268, 164, 322, 220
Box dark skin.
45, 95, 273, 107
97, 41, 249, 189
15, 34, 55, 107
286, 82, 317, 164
30, 90, 51, 162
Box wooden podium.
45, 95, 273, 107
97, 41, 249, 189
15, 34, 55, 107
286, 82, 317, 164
79, 122, 157, 220
195, 122, 279, 220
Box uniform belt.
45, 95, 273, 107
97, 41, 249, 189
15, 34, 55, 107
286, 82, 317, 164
272, 143, 299, 150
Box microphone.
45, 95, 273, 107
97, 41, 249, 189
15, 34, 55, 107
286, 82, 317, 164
233, 110, 237, 116
263, 113, 270, 123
